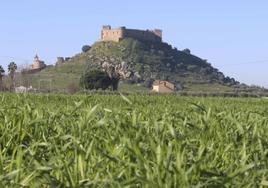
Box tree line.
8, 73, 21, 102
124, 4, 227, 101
0, 62, 17, 91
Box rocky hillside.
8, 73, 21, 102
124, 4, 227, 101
65, 38, 238, 90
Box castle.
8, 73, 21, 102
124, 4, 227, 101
30, 55, 46, 70
101, 25, 162, 42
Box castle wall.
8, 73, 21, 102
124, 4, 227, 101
153, 29, 162, 38
101, 27, 124, 42
56, 57, 65, 66
124, 29, 162, 42
101, 25, 162, 43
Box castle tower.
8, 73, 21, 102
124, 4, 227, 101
101, 25, 125, 42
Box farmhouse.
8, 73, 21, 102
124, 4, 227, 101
101, 25, 162, 42
152, 80, 175, 93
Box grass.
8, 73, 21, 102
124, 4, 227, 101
17, 60, 88, 90
1, 93, 268, 187
184, 83, 233, 92
118, 83, 149, 93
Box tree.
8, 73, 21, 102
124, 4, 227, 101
80, 70, 111, 90
105, 66, 120, 91
110, 77, 120, 91
82, 45, 91, 53
8, 62, 17, 90
0, 65, 5, 91
182, 48, 191, 54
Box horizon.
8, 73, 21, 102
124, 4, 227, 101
0, 1, 268, 87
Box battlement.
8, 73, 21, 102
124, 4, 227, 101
101, 25, 162, 43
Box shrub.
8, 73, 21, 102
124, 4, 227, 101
80, 70, 111, 90
82, 45, 91, 53
182, 48, 191, 54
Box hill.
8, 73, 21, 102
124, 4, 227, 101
17, 38, 240, 92
85, 38, 239, 90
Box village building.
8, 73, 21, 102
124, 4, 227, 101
30, 55, 46, 70
101, 25, 162, 43
152, 80, 175, 93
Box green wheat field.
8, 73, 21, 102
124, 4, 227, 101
1, 93, 268, 187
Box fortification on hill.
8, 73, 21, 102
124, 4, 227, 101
101, 25, 162, 42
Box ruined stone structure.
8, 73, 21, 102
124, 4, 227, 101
55, 57, 71, 66
101, 25, 162, 42
30, 55, 46, 70
56, 57, 65, 66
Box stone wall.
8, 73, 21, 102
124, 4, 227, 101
101, 25, 162, 43
56, 57, 65, 66
124, 29, 162, 43
56, 57, 72, 66
101, 26, 125, 42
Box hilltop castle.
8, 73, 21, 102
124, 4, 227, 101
101, 25, 162, 42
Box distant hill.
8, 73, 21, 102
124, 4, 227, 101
16, 38, 240, 92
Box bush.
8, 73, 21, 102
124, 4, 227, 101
143, 78, 154, 88
182, 48, 191, 54
82, 45, 91, 53
80, 70, 111, 90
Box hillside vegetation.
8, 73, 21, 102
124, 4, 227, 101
18, 38, 239, 92
88, 39, 237, 86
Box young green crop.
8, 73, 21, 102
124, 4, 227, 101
0, 93, 268, 187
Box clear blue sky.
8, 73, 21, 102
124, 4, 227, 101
0, 0, 268, 87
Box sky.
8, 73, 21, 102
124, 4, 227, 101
0, 0, 268, 87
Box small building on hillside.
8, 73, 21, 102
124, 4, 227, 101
152, 80, 175, 93
30, 55, 46, 70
